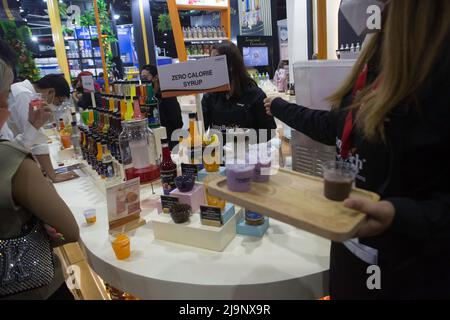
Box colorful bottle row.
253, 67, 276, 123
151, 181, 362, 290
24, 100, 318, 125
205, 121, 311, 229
78, 82, 164, 184
186, 44, 213, 56
183, 26, 227, 40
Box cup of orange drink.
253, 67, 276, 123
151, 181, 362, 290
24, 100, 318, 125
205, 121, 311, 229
60, 132, 72, 149
111, 234, 131, 260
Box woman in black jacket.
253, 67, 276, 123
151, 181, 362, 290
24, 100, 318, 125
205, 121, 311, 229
202, 41, 277, 144
265, 0, 450, 299
141, 64, 183, 150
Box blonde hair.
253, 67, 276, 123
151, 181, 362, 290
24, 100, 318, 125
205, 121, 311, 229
0, 58, 13, 94
328, 0, 450, 142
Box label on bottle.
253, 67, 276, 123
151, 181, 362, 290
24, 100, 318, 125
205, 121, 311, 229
161, 168, 177, 195
104, 160, 115, 179
147, 102, 160, 128
140, 104, 149, 119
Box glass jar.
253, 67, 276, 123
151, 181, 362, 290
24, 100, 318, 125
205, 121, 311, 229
119, 119, 160, 184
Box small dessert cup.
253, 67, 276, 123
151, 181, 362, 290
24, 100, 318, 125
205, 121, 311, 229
83, 209, 97, 224
322, 161, 358, 201
175, 175, 196, 193
226, 164, 255, 192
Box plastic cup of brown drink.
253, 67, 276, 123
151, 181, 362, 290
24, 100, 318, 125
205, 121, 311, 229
322, 161, 358, 202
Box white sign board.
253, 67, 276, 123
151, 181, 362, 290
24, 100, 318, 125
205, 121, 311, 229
158, 55, 231, 98
81, 75, 95, 93
106, 178, 141, 223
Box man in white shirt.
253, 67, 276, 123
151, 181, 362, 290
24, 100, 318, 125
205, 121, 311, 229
0, 104, 52, 149
7, 74, 78, 183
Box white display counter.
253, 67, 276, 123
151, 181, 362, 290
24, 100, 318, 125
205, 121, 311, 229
51, 146, 330, 299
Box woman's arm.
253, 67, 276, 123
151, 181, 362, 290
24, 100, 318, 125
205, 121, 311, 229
252, 90, 277, 142
12, 158, 79, 243
266, 97, 340, 146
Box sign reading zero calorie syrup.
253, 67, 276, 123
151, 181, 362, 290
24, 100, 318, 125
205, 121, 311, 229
158, 55, 231, 98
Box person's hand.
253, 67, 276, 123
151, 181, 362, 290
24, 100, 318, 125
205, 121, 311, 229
51, 172, 79, 183
344, 198, 396, 238
264, 97, 276, 116
72, 91, 82, 103
44, 224, 65, 241
28, 104, 52, 130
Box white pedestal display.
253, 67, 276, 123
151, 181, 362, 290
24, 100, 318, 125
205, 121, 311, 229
152, 207, 242, 252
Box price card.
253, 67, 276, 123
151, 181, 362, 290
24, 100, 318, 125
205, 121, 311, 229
200, 205, 223, 227
161, 196, 179, 214
181, 163, 199, 178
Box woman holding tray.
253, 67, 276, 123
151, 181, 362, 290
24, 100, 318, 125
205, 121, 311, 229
264, 0, 450, 299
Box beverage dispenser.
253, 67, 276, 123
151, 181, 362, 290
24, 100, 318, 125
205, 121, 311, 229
119, 119, 161, 184
291, 60, 355, 177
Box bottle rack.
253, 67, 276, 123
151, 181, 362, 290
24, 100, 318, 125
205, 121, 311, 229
78, 81, 168, 187
166, 0, 231, 62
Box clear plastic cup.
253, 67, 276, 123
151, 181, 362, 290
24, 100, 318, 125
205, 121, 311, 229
60, 133, 72, 149
322, 161, 358, 201
111, 234, 131, 260
83, 209, 97, 224
30, 93, 45, 110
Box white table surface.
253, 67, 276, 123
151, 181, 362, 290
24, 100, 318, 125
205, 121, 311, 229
51, 146, 330, 299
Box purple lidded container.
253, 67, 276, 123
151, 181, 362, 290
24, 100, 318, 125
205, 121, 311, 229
226, 164, 255, 192
253, 159, 271, 183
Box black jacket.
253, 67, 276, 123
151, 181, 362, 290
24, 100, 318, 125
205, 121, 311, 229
271, 66, 450, 299
157, 93, 183, 150
202, 86, 277, 143
77, 92, 102, 110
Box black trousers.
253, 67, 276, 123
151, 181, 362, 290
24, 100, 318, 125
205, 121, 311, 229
330, 242, 450, 300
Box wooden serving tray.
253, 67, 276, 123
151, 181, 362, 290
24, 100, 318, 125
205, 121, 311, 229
208, 168, 380, 242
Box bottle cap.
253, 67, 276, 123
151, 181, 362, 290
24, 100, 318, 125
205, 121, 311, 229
189, 113, 197, 119
161, 138, 169, 145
